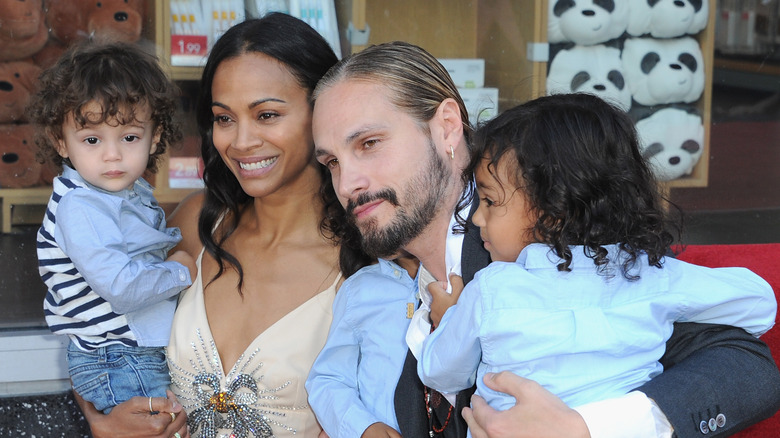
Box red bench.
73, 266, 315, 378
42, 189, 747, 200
676, 244, 780, 437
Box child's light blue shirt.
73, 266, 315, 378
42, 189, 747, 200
418, 243, 776, 411
306, 258, 417, 437
38, 165, 191, 350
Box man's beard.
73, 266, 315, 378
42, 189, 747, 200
346, 141, 451, 259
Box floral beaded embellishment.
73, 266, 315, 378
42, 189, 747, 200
169, 329, 306, 438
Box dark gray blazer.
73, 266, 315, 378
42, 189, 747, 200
394, 201, 780, 438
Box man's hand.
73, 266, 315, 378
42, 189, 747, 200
361, 422, 402, 437
462, 372, 590, 438
428, 273, 464, 327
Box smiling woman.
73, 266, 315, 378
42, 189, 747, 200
73, 13, 358, 438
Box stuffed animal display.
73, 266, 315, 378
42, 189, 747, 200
549, 0, 707, 45
0, 0, 148, 188
627, 0, 709, 39
45, 0, 146, 46
0, 60, 42, 123
622, 36, 705, 106
0, 0, 49, 62
635, 108, 704, 181
547, 0, 710, 181
546, 45, 632, 111
0, 123, 46, 188
548, 0, 629, 46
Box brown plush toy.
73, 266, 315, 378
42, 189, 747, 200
0, 60, 42, 123
32, 38, 69, 70
46, 0, 146, 46
0, 0, 49, 62
0, 123, 45, 188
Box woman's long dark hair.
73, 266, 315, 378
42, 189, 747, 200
464, 93, 683, 279
195, 13, 355, 290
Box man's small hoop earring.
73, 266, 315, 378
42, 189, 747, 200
449, 145, 455, 160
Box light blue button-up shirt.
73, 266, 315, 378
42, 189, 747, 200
306, 258, 417, 437
38, 166, 191, 350
418, 243, 777, 411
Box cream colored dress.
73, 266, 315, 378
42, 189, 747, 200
168, 250, 339, 438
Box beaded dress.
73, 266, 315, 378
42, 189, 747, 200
168, 250, 339, 438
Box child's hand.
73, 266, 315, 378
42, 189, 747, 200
167, 250, 197, 283
428, 273, 464, 328
361, 422, 402, 437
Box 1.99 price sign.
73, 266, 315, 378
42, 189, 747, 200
171, 35, 208, 57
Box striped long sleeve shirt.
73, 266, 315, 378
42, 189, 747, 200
37, 166, 191, 351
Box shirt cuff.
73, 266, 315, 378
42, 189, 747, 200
573, 391, 673, 438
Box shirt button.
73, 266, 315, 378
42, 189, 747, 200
393, 269, 400, 278
708, 418, 717, 432
699, 420, 710, 434
179, 271, 187, 282
716, 413, 726, 428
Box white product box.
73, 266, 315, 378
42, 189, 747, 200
459, 87, 499, 125
439, 58, 485, 89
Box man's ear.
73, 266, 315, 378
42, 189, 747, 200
436, 98, 464, 139
432, 97, 465, 154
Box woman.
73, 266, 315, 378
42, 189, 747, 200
78, 13, 354, 438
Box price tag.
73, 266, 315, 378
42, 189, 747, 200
170, 35, 208, 57
169, 157, 204, 189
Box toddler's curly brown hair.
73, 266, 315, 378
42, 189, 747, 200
27, 39, 182, 173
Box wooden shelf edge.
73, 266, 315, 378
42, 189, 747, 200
0, 187, 53, 198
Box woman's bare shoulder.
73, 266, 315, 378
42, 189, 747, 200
168, 190, 205, 255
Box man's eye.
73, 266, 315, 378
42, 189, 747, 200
326, 158, 339, 169
363, 139, 378, 149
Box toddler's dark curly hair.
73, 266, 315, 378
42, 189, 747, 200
463, 93, 683, 279
27, 40, 182, 173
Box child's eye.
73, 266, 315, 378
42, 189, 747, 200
85, 137, 99, 145
124, 135, 140, 142
481, 197, 495, 207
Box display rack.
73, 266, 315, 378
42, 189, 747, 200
0, 0, 717, 232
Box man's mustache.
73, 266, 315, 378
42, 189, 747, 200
346, 189, 400, 216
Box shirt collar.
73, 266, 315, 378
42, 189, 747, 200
61, 165, 154, 202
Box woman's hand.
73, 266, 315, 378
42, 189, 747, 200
76, 389, 189, 438
462, 372, 590, 438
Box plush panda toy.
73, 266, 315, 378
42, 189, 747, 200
548, 0, 629, 45
546, 45, 632, 111
636, 107, 704, 181
622, 37, 704, 106
627, 0, 709, 38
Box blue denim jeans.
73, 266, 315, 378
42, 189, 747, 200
67, 341, 171, 414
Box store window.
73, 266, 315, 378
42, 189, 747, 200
0, 0, 778, 352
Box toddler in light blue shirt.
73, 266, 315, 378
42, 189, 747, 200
30, 40, 197, 414
417, 93, 776, 431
